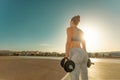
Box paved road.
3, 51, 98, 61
62, 58, 120, 80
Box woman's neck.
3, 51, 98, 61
71, 26, 77, 28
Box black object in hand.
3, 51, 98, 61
60, 57, 75, 72
87, 58, 94, 68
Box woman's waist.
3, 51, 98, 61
69, 47, 87, 57
70, 43, 81, 48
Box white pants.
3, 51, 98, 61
69, 48, 88, 80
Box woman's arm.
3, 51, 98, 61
81, 31, 87, 52
81, 32, 87, 52
65, 28, 71, 57
81, 32, 89, 58
82, 39, 86, 52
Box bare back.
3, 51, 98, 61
67, 27, 83, 48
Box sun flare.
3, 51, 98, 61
81, 27, 101, 52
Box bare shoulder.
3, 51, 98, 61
77, 28, 84, 34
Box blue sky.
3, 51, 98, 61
0, 0, 120, 52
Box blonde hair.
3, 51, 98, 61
71, 15, 80, 25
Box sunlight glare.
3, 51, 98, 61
80, 26, 101, 52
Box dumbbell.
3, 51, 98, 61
87, 58, 95, 68
60, 57, 75, 72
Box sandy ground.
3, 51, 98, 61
88, 62, 120, 80
0, 57, 120, 80
0, 56, 66, 80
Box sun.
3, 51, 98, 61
81, 27, 101, 52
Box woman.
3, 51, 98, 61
65, 15, 88, 80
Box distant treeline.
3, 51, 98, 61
0, 50, 120, 58
0, 50, 64, 57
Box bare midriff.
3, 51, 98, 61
70, 41, 81, 48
